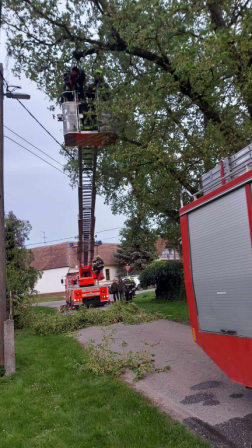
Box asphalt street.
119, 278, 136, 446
37, 289, 154, 308
77, 320, 252, 448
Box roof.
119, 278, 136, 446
30, 241, 120, 271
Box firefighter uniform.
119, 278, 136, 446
124, 278, 133, 302
93, 255, 104, 275
130, 279, 136, 297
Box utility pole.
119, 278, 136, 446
0, 64, 30, 374
0, 63, 6, 366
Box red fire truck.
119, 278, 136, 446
180, 143, 252, 387
64, 265, 109, 308
59, 89, 114, 308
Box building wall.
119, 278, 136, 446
159, 248, 181, 260
101, 265, 118, 282
35, 267, 69, 294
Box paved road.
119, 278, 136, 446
37, 289, 154, 308
77, 320, 252, 448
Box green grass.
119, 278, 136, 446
134, 292, 190, 323
0, 328, 208, 448
33, 296, 65, 303
33, 306, 57, 315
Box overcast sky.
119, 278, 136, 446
0, 31, 126, 248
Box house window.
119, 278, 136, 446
105, 269, 110, 281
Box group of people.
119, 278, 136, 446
110, 278, 136, 302
61, 66, 109, 130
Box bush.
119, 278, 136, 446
139, 261, 185, 301
13, 295, 37, 329
18, 301, 163, 336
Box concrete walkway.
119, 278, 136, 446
77, 320, 252, 448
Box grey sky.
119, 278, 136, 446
0, 33, 125, 248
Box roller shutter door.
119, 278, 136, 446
188, 185, 252, 338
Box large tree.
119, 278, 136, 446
5, 212, 40, 300
3, 0, 252, 239
114, 211, 158, 275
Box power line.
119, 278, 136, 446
26, 227, 123, 247
27, 235, 121, 248
26, 236, 77, 247
4, 135, 67, 176
0, 67, 75, 162
4, 126, 64, 167
16, 100, 75, 161
97, 226, 122, 234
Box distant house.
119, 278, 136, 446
156, 238, 182, 261
30, 242, 120, 295
30, 238, 181, 296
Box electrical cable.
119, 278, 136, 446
97, 226, 122, 234
4, 126, 64, 167
16, 99, 75, 161
4, 135, 68, 176
26, 236, 77, 247
0, 68, 75, 161
26, 228, 123, 246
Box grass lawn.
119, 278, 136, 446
134, 292, 190, 323
33, 296, 65, 303
0, 327, 208, 448
33, 306, 58, 315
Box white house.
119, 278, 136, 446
30, 238, 181, 296
30, 241, 120, 296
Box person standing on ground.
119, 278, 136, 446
117, 278, 125, 301
124, 278, 133, 302
110, 279, 119, 302
130, 279, 136, 297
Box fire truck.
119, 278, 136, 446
180, 142, 252, 387
59, 89, 115, 308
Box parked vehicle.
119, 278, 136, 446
180, 141, 252, 388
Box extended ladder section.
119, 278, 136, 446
201, 142, 252, 195
78, 147, 96, 266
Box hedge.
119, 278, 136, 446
139, 260, 186, 301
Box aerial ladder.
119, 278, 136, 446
59, 88, 115, 308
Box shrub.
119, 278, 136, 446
139, 260, 186, 301
19, 301, 163, 336
13, 295, 37, 329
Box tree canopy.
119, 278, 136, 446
3, 0, 252, 241
114, 211, 158, 275
5, 211, 40, 299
